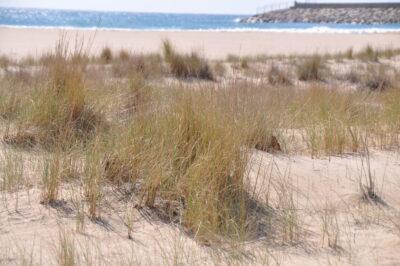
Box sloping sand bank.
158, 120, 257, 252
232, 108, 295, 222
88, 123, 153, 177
1, 27, 400, 59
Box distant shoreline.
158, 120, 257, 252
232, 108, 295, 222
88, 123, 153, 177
1, 27, 400, 59
1, 24, 400, 34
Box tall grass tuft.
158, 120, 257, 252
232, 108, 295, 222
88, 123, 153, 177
100, 46, 113, 63
0, 151, 25, 192
84, 140, 105, 219
0, 93, 22, 120
136, 89, 248, 241
295, 86, 367, 156
58, 229, 77, 266
297, 54, 327, 81
112, 53, 163, 79
40, 153, 63, 204
267, 64, 291, 85
163, 40, 213, 80
98, 86, 261, 241
20, 38, 105, 149
357, 45, 379, 62
345, 47, 353, 60
0, 55, 11, 69
363, 64, 393, 91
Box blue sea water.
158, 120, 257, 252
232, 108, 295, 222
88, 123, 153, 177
1, 7, 400, 33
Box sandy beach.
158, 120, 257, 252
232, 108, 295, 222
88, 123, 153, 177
1, 27, 400, 58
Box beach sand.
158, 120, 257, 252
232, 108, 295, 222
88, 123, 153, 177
1, 27, 400, 59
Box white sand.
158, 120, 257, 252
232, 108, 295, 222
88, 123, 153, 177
1, 27, 400, 59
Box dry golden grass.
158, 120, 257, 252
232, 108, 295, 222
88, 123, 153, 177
1, 39, 400, 262
111, 53, 164, 79
297, 54, 328, 81
163, 40, 213, 80
363, 64, 394, 91
357, 45, 379, 62
6, 39, 106, 150
0, 55, 12, 69
100, 46, 113, 63
267, 64, 292, 85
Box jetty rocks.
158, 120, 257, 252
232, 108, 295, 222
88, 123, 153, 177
241, 2, 400, 24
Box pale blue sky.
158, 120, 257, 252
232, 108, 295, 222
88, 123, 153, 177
0, 0, 397, 14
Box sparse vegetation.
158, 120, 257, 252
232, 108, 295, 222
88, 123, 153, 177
2, 40, 400, 265
0, 151, 26, 192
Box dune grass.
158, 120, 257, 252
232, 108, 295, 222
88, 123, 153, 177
137, 89, 249, 240
267, 64, 292, 85
163, 40, 213, 80
357, 45, 379, 62
1, 39, 400, 251
363, 64, 393, 91
8, 39, 105, 149
111, 53, 164, 79
100, 46, 113, 63
297, 54, 328, 81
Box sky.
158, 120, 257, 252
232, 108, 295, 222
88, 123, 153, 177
0, 0, 398, 14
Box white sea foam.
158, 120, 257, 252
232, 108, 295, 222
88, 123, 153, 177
1, 24, 400, 34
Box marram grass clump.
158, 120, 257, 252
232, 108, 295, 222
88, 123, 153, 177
139, 89, 248, 241
11, 39, 105, 149
101, 87, 253, 242
163, 40, 213, 80
297, 54, 327, 81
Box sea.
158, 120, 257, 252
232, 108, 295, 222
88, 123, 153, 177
1, 7, 400, 33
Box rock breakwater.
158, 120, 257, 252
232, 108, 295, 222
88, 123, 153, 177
241, 6, 400, 24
